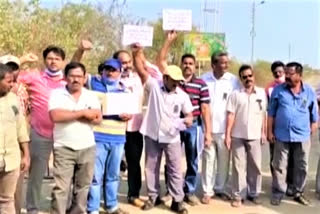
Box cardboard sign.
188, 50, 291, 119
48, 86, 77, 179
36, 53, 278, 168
162, 9, 192, 31
122, 25, 154, 47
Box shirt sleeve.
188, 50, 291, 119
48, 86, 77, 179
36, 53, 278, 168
181, 92, 193, 115
17, 68, 39, 85
199, 81, 210, 104
309, 88, 319, 123
226, 91, 237, 113
267, 87, 279, 117
15, 98, 30, 143
48, 90, 63, 111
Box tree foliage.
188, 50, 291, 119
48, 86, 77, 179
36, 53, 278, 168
0, 0, 318, 87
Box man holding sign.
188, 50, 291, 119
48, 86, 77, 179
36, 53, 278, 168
87, 59, 131, 214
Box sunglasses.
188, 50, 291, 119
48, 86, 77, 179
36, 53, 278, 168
241, 74, 253, 80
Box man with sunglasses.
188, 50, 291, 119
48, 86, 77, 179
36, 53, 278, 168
87, 58, 131, 214
265, 61, 294, 196
225, 65, 267, 207
268, 62, 318, 206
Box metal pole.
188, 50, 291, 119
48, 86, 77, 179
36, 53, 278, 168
250, 0, 256, 66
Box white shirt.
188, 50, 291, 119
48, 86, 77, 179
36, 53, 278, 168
226, 87, 267, 140
201, 71, 240, 134
140, 77, 193, 143
49, 87, 101, 150
120, 71, 144, 132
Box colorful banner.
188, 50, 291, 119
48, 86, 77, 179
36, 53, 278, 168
184, 33, 226, 61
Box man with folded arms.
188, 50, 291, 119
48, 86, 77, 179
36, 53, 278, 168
49, 62, 101, 213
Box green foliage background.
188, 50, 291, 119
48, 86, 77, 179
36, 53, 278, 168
0, 0, 318, 87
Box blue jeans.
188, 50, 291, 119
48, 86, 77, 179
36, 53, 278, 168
181, 123, 201, 194
87, 142, 124, 212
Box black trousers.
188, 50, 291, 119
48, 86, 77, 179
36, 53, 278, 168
270, 143, 294, 187
125, 131, 143, 198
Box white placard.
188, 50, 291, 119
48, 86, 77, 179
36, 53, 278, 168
99, 92, 142, 115
122, 25, 154, 47
162, 9, 192, 31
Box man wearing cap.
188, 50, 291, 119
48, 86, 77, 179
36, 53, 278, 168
87, 58, 131, 214
49, 62, 102, 214
132, 44, 193, 214
157, 31, 211, 206
0, 63, 30, 213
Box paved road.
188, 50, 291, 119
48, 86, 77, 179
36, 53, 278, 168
20, 132, 320, 214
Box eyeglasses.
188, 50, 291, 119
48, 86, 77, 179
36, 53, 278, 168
241, 74, 253, 80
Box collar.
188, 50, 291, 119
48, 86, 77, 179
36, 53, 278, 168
284, 81, 305, 92
209, 71, 232, 81
161, 85, 178, 94
240, 86, 257, 93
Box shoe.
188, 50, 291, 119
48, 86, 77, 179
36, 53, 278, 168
200, 195, 211, 204
215, 192, 232, 201
161, 192, 172, 203
231, 199, 242, 207
128, 196, 144, 208
270, 197, 281, 206
183, 194, 199, 206
286, 187, 294, 197
293, 193, 310, 206
170, 201, 188, 214
108, 208, 129, 214
141, 197, 162, 210
247, 196, 262, 205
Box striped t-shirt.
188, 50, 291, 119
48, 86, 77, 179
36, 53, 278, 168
180, 76, 210, 120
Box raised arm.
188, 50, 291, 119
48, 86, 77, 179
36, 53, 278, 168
71, 39, 93, 62
156, 30, 178, 73
131, 44, 149, 84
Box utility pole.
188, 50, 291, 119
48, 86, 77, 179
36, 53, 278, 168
250, 0, 265, 66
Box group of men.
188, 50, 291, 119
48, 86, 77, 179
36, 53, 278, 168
0, 30, 319, 214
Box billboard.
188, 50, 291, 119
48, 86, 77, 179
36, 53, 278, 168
184, 33, 226, 61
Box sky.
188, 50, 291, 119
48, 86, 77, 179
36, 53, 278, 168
41, 0, 320, 68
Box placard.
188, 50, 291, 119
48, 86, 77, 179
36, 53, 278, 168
122, 25, 154, 47
162, 9, 192, 31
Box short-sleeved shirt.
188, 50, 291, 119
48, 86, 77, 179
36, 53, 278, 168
48, 87, 101, 150
0, 92, 29, 171
201, 71, 240, 134
180, 75, 210, 121
18, 71, 66, 138
140, 77, 193, 144
226, 87, 267, 140
268, 82, 318, 142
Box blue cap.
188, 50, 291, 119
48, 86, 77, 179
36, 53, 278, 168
103, 58, 122, 71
